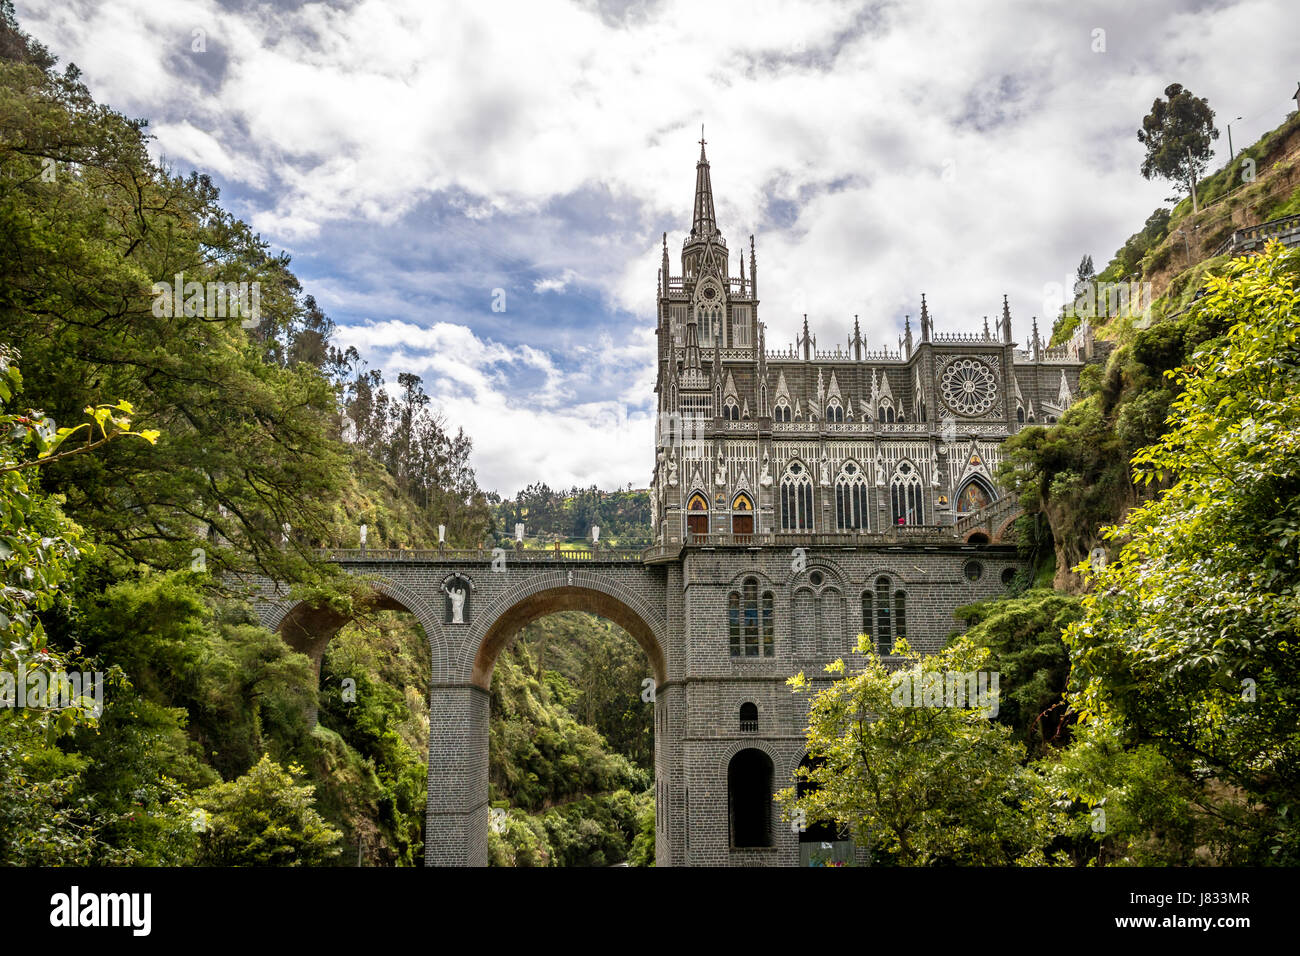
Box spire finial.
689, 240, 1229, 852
689, 128, 717, 238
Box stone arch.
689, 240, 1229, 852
264, 575, 444, 678
725, 567, 779, 589
965, 531, 991, 544
468, 571, 667, 689
994, 514, 1020, 543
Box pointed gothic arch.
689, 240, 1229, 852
779, 460, 815, 531
834, 460, 869, 531
955, 475, 996, 513
686, 490, 709, 538
731, 491, 754, 537
890, 461, 924, 525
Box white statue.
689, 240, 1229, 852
667, 452, 679, 487
359, 523, 368, 548
438, 524, 446, 544
281, 522, 290, 545
443, 582, 467, 624
715, 450, 727, 487
591, 525, 600, 543
514, 522, 525, 542
759, 452, 773, 488
819, 454, 832, 486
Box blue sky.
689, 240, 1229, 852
16, 0, 1298, 494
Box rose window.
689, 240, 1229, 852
940, 359, 997, 416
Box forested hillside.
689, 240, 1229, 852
0, 4, 652, 867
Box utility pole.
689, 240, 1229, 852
1227, 115, 1242, 162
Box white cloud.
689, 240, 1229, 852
15, 0, 1296, 490
333, 319, 653, 492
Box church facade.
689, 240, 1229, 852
641, 139, 1103, 865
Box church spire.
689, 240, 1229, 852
691, 126, 717, 239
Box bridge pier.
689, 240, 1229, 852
424, 682, 491, 867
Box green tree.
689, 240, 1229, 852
1065, 240, 1300, 863
779, 636, 1050, 865
193, 754, 342, 866
1138, 83, 1219, 213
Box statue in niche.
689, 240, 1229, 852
759, 451, 773, 488
715, 450, 727, 487
667, 452, 679, 487
819, 453, 832, 486
442, 578, 469, 624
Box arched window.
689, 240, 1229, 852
825, 401, 843, 423
731, 492, 754, 537
878, 399, 895, 423
835, 462, 869, 531
723, 400, 740, 421
773, 401, 792, 423
866, 576, 906, 654
956, 478, 993, 513
728, 749, 773, 848
687, 491, 709, 538
780, 462, 815, 531
739, 702, 758, 732
890, 463, 923, 526
728, 576, 775, 657
1016, 406, 1025, 424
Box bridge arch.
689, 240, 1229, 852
262, 576, 444, 677
467, 570, 667, 689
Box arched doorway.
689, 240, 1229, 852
686, 491, 709, 539
728, 748, 774, 848
731, 492, 754, 539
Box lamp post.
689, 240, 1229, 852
1227, 115, 1242, 163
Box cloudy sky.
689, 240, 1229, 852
15, 0, 1297, 495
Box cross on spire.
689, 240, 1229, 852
690, 125, 717, 238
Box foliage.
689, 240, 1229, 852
517, 611, 654, 770
1138, 83, 1219, 206
954, 589, 1081, 756
493, 483, 652, 547
1063, 241, 1300, 863
779, 636, 1050, 865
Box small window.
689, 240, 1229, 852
739, 702, 758, 733
964, 560, 984, 582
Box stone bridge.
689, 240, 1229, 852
247, 536, 1027, 867
248, 547, 667, 867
